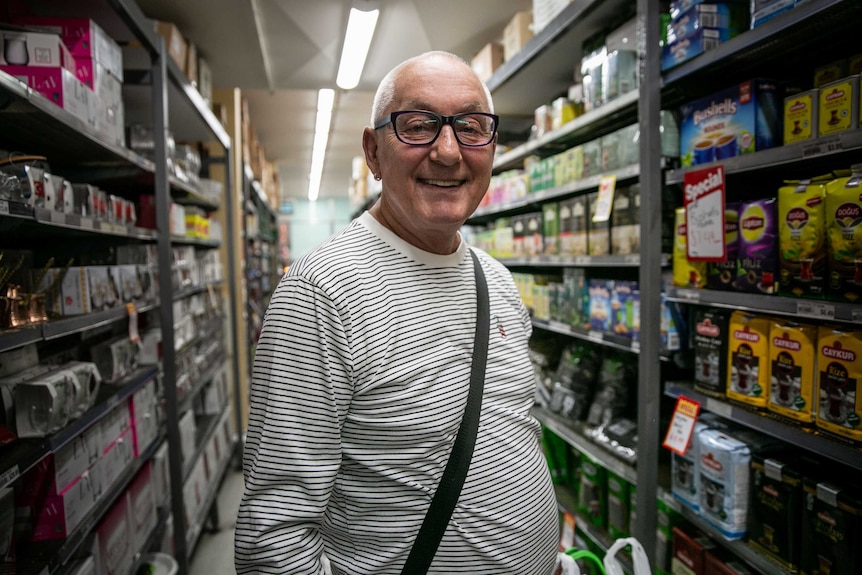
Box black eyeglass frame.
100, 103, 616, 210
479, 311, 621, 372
374, 110, 500, 147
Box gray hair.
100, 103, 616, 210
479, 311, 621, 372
370, 50, 495, 126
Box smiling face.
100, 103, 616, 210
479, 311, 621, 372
363, 53, 496, 254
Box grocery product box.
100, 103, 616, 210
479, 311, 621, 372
783, 89, 818, 144
13, 17, 123, 81
679, 79, 782, 167
153, 20, 188, 71
0, 30, 76, 72
129, 379, 159, 457
92, 427, 134, 499
94, 496, 133, 575
669, 0, 747, 21
471, 42, 503, 83
606, 471, 630, 539
15, 468, 96, 541
800, 478, 862, 575
666, 3, 748, 44
577, 452, 607, 528
748, 454, 803, 572
662, 27, 724, 71
815, 326, 862, 442
751, 0, 798, 28
672, 526, 716, 574
818, 75, 859, 138
126, 462, 157, 556
0, 65, 90, 126
60, 266, 92, 316
503, 11, 533, 62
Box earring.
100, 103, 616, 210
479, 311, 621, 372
374, 174, 382, 181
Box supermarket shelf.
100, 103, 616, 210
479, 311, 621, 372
179, 358, 226, 415
664, 381, 862, 472
42, 299, 158, 341
474, 164, 641, 221
170, 235, 221, 248
534, 406, 637, 485
493, 92, 640, 172
186, 436, 237, 554
182, 409, 224, 482
665, 286, 862, 324
533, 319, 642, 355
1, 204, 157, 242
128, 505, 171, 575
486, 0, 634, 117
661, 0, 861, 95
0, 324, 43, 354
664, 487, 792, 575
501, 253, 647, 268
665, 130, 862, 185
168, 177, 220, 212
0, 71, 154, 169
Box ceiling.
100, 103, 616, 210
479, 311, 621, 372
135, 0, 534, 204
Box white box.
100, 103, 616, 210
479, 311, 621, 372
94, 495, 133, 575
16, 466, 97, 541
92, 427, 134, 499
178, 410, 197, 464
126, 462, 156, 556
53, 424, 101, 491
98, 403, 132, 453
0, 30, 76, 71
152, 441, 170, 506
129, 379, 159, 456
169, 203, 186, 235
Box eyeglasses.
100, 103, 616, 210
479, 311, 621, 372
374, 110, 499, 147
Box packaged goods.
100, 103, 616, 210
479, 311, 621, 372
611, 184, 640, 256
609, 280, 638, 338
693, 308, 731, 397
767, 320, 817, 423
748, 454, 803, 572
577, 452, 607, 528
589, 279, 611, 333
704, 550, 754, 574
606, 471, 630, 539
751, 0, 798, 28
662, 27, 725, 71
587, 191, 610, 256
735, 198, 778, 294
783, 89, 818, 144
672, 526, 716, 574
524, 212, 543, 257
672, 419, 711, 510
824, 169, 862, 302
673, 207, 708, 288
559, 195, 589, 256
666, 3, 749, 44
818, 75, 859, 137
801, 478, 862, 575
543, 202, 560, 255
726, 311, 771, 408
679, 79, 782, 167
582, 140, 602, 177
814, 60, 848, 89
778, 178, 828, 298
706, 202, 740, 290
815, 326, 862, 442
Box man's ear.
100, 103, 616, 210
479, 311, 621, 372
362, 127, 380, 179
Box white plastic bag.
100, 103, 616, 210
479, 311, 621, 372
604, 537, 651, 575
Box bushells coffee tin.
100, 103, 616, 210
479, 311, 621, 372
778, 178, 828, 298
748, 454, 803, 572
727, 311, 771, 408
693, 308, 730, 397
825, 168, 862, 303
735, 198, 778, 294
768, 320, 818, 424
816, 326, 862, 442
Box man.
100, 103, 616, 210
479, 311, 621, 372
235, 51, 560, 575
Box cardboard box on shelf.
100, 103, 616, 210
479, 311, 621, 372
185, 41, 198, 86
0, 65, 91, 126
153, 20, 187, 71
503, 11, 534, 61
471, 42, 504, 83
0, 30, 76, 72
198, 55, 213, 104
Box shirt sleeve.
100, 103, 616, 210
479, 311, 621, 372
234, 274, 352, 575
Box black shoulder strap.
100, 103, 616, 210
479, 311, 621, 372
399, 249, 489, 575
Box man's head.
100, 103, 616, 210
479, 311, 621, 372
363, 51, 497, 254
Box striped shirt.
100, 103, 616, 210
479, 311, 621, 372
235, 212, 559, 575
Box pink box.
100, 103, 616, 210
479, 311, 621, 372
94, 495, 133, 575
0, 65, 90, 125
15, 469, 96, 541
0, 30, 75, 72
126, 462, 156, 556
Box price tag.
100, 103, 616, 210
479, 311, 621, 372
676, 288, 701, 302
592, 175, 617, 223
662, 395, 701, 455
126, 302, 140, 343
0, 465, 19, 488
549, 320, 570, 332
631, 340, 641, 352
79, 216, 94, 230
706, 397, 733, 419
588, 330, 604, 342
802, 136, 843, 158
574, 256, 591, 265
560, 511, 576, 551
797, 301, 835, 321
853, 309, 862, 323
684, 166, 726, 262
0, 200, 9, 215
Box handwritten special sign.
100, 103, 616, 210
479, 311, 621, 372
684, 166, 726, 262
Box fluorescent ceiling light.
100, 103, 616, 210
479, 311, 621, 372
336, 6, 379, 90
307, 88, 335, 202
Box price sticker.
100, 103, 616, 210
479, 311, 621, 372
126, 302, 140, 343
574, 256, 590, 265
853, 309, 862, 323
0, 200, 9, 215
592, 175, 617, 223
631, 340, 641, 352
662, 395, 701, 455
797, 301, 835, 321
684, 166, 726, 262
802, 136, 843, 158
0, 465, 19, 488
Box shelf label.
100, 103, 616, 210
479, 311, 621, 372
574, 256, 591, 265
796, 301, 835, 321
684, 166, 726, 261
0, 465, 19, 488
663, 395, 701, 455
705, 397, 733, 419
854, 309, 862, 323
802, 136, 843, 158
675, 288, 701, 302
79, 216, 94, 230
0, 200, 9, 215
548, 320, 570, 332
588, 330, 604, 342
631, 340, 641, 352
592, 175, 617, 223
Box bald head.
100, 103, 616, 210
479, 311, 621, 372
370, 51, 494, 126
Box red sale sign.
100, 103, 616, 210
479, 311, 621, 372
684, 166, 726, 262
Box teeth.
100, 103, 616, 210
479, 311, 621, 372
425, 179, 460, 187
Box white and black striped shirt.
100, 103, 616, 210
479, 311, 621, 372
235, 212, 559, 575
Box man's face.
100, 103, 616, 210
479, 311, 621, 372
363, 57, 496, 248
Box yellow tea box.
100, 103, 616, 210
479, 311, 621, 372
777, 178, 828, 298
673, 207, 707, 288
726, 311, 770, 408
783, 90, 818, 144
818, 75, 860, 137
825, 169, 862, 302
815, 326, 862, 442
768, 320, 817, 424
813, 60, 847, 88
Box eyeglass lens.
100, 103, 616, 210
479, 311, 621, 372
394, 112, 495, 145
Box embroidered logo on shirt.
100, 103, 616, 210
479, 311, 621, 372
493, 314, 507, 338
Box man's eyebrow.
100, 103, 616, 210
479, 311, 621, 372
400, 100, 486, 112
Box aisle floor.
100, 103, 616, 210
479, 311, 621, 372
190, 466, 244, 575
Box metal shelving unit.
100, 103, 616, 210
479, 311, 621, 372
0, 1, 240, 574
